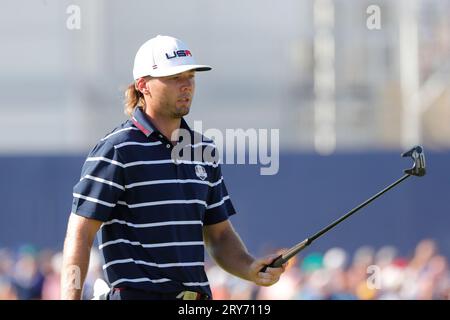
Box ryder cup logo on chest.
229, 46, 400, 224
195, 165, 207, 181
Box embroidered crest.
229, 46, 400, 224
195, 165, 207, 181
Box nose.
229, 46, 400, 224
180, 77, 194, 92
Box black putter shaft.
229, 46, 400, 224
261, 146, 426, 272
261, 174, 410, 271
260, 145, 426, 272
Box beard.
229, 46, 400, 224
169, 100, 192, 118
156, 91, 193, 119
172, 105, 190, 118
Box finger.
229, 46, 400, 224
258, 279, 273, 286
258, 271, 273, 279
261, 266, 284, 276
258, 276, 279, 286
262, 255, 278, 266
255, 257, 277, 273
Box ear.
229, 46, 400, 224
135, 77, 150, 95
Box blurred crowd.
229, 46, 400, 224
0, 239, 448, 300
0, 245, 103, 300
209, 239, 450, 300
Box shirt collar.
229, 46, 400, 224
131, 107, 193, 139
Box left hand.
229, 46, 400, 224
248, 253, 287, 287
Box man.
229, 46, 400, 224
61, 35, 286, 300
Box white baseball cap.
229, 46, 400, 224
133, 35, 212, 79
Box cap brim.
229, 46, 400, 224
148, 64, 212, 78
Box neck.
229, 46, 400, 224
142, 107, 181, 143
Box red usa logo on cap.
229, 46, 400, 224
165, 50, 192, 60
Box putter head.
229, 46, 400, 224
401, 146, 426, 177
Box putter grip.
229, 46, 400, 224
259, 238, 310, 273
260, 254, 284, 272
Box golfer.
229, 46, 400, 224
60, 35, 286, 300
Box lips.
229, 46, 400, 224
178, 96, 191, 103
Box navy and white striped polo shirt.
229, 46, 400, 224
71, 107, 236, 297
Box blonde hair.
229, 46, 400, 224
124, 82, 145, 116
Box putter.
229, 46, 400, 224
261, 145, 426, 272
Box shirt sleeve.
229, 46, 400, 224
204, 162, 236, 225
71, 140, 125, 222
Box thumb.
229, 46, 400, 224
261, 254, 281, 267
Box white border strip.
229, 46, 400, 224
101, 127, 140, 141
125, 177, 223, 189
103, 258, 204, 270
80, 175, 125, 191
101, 219, 203, 228
99, 239, 203, 250
73, 193, 116, 208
